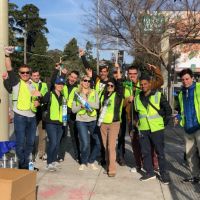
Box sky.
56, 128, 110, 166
10, 0, 133, 63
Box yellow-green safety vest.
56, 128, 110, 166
67, 87, 78, 109
95, 79, 105, 97
76, 89, 97, 117
135, 91, 164, 132
100, 92, 123, 123
62, 85, 68, 101
32, 82, 48, 96
16, 80, 36, 112
178, 83, 200, 127
123, 81, 140, 98
50, 92, 63, 122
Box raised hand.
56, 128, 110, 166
79, 48, 85, 57
4, 46, 14, 55
61, 68, 68, 75
146, 63, 157, 71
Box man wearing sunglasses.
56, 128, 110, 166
3, 47, 40, 169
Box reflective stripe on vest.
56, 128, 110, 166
16, 80, 36, 112
135, 91, 164, 132
178, 83, 200, 127
76, 89, 97, 117
50, 92, 62, 122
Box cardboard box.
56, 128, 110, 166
0, 168, 36, 200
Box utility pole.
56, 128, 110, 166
24, 28, 27, 64
96, 0, 100, 75
0, 0, 9, 141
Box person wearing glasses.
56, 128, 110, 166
99, 66, 123, 177
72, 75, 100, 171
3, 47, 40, 169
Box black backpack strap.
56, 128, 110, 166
38, 82, 42, 91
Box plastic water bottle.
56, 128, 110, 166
75, 92, 93, 112
9, 158, 14, 168
14, 154, 18, 168
62, 97, 68, 126
3, 154, 7, 168
28, 154, 34, 171
5, 46, 23, 53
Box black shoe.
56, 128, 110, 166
160, 173, 170, 185
140, 174, 156, 181
34, 167, 39, 171
117, 157, 126, 166
182, 177, 199, 184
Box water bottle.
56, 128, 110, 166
3, 154, 7, 168
62, 97, 68, 126
14, 153, 18, 168
5, 46, 23, 53
9, 158, 14, 168
75, 92, 93, 112
28, 154, 34, 171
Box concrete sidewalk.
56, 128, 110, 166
35, 125, 200, 200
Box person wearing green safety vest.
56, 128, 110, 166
134, 75, 172, 184
40, 76, 66, 172
126, 64, 163, 173
51, 64, 81, 163
30, 70, 48, 162
3, 47, 40, 170
99, 66, 123, 177
176, 68, 200, 184
72, 75, 100, 171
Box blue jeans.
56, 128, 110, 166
76, 121, 100, 164
46, 123, 63, 164
14, 112, 37, 169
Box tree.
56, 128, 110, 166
8, 3, 50, 79
86, 0, 200, 104
85, 41, 97, 72
62, 38, 83, 73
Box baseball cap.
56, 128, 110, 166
55, 77, 65, 84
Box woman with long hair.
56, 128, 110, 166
98, 67, 123, 177
72, 75, 100, 170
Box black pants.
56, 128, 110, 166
139, 130, 166, 175
117, 108, 126, 158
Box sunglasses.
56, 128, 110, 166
83, 79, 90, 83
20, 71, 30, 74
107, 83, 114, 88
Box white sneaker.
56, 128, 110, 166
89, 163, 98, 170
79, 164, 87, 171
130, 167, 137, 173
53, 161, 61, 169
46, 163, 57, 172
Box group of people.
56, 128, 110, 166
2, 47, 200, 185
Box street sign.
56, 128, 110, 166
142, 13, 165, 34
